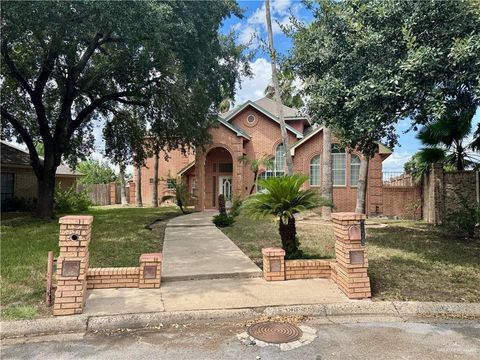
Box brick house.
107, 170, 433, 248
1, 141, 83, 206
133, 97, 392, 214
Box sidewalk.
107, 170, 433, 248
162, 212, 262, 281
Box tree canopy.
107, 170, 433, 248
1, 0, 249, 217
288, 0, 480, 157
77, 159, 117, 184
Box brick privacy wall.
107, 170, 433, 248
87, 267, 140, 289
135, 104, 387, 212
285, 259, 332, 280
383, 186, 422, 220
54, 215, 92, 316
423, 164, 478, 224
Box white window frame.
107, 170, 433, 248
350, 154, 361, 187
332, 145, 346, 186
309, 155, 321, 186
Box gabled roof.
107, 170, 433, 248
216, 117, 251, 140
290, 125, 324, 155
1, 141, 83, 177
178, 160, 195, 176
219, 97, 305, 139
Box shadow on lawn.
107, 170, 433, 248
368, 224, 480, 267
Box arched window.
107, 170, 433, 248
257, 143, 286, 191
310, 155, 321, 186
350, 154, 361, 186
332, 145, 346, 186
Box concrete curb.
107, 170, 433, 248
2, 301, 479, 339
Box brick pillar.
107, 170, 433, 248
109, 182, 117, 205
54, 215, 93, 316
139, 253, 162, 288
262, 247, 285, 281
128, 181, 135, 205
331, 212, 371, 299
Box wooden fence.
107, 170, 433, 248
76, 183, 127, 205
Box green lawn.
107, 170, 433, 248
223, 215, 480, 303
0, 206, 181, 320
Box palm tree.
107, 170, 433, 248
238, 154, 273, 194
264, 69, 304, 109
417, 113, 479, 171
242, 174, 331, 259
161, 180, 191, 214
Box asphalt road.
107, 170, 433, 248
2, 318, 480, 360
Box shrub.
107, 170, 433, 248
218, 194, 226, 215
229, 193, 243, 217
213, 213, 235, 227
1, 196, 36, 212
54, 186, 93, 213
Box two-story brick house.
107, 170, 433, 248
133, 97, 392, 214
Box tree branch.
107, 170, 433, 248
1, 43, 34, 97
1, 106, 42, 175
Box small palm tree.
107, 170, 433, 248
242, 174, 331, 259
161, 181, 191, 214
239, 155, 273, 194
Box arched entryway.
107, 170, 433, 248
204, 146, 234, 209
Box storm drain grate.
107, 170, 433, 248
247, 321, 303, 344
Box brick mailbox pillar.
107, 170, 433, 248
262, 247, 286, 281
54, 215, 93, 316
139, 253, 162, 288
331, 212, 371, 299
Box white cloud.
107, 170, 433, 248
234, 57, 272, 105
233, 0, 297, 46
382, 151, 413, 172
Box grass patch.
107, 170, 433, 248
223, 214, 480, 302
1, 206, 181, 320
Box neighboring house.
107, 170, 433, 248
134, 97, 392, 214
1, 141, 82, 205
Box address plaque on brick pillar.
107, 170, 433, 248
61, 260, 81, 277
270, 259, 281, 272
349, 250, 364, 265
143, 265, 157, 279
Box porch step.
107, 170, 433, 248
162, 269, 262, 282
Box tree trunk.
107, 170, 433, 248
152, 150, 159, 207
278, 216, 298, 258
250, 170, 258, 194
265, 0, 294, 175
135, 165, 143, 207
355, 156, 369, 214
119, 163, 128, 206
321, 127, 333, 219
36, 172, 56, 219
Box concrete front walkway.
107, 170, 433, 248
162, 212, 262, 281
84, 277, 348, 315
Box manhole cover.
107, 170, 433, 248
247, 322, 303, 344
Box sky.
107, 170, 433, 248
221, 0, 480, 172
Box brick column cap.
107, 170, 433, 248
262, 247, 286, 256
331, 212, 366, 221
140, 252, 163, 262
59, 215, 94, 225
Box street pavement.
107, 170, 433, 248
2, 318, 479, 359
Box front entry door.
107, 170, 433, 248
219, 176, 232, 201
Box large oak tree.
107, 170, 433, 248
1, 0, 248, 218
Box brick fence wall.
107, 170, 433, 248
423, 163, 479, 224
382, 186, 422, 220
262, 212, 371, 300
54, 215, 162, 316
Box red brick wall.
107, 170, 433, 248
87, 267, 140, 289
285, 259, 332, 280
383, 186, 422, 219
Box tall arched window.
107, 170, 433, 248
350, 154, 361, 186
332, 145, 346, 186
310, 155, 321, 186
257, 143, 286, 191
